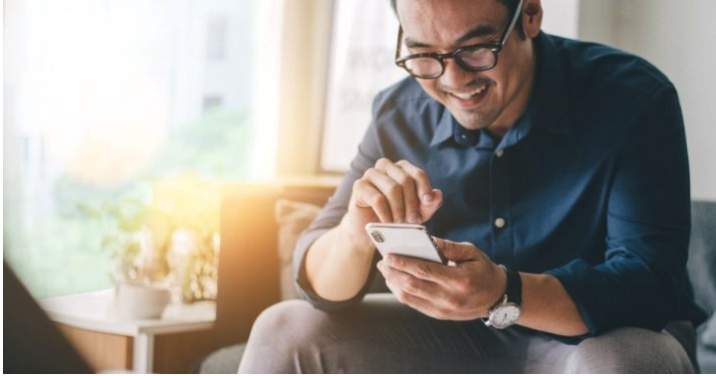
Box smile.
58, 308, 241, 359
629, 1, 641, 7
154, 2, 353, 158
446, 84, 490, 109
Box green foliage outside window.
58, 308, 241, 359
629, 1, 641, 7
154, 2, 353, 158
6, 109, 253, 298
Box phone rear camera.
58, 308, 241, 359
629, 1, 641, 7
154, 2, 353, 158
371, 231, 385, 243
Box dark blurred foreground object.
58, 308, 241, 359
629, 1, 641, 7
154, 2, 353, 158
3, 262, 93, 374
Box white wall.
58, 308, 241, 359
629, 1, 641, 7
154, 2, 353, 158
578, 0, 716, 201
540, 0, 580, 39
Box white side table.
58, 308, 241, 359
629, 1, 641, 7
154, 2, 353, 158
40, 289, 216, 373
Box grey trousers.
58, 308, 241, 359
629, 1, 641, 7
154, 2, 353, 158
238, 294, 697, 373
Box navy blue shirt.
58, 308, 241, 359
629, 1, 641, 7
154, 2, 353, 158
293, 32, 707, 341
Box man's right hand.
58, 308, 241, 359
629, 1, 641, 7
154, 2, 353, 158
339, 158, 443, 246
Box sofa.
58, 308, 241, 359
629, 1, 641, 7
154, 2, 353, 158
197, 181, 716, 373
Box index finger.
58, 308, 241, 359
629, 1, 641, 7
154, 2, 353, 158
394, 160, 434, 203
384, 253, 452, 285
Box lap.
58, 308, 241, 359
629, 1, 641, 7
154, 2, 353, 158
239, 294, 695, 373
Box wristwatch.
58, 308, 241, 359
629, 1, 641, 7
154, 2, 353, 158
484, 264, 522, 329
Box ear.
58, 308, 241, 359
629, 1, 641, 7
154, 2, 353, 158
521, 0, 543, 39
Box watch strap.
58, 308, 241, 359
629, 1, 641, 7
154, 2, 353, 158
500, 264, 522, 305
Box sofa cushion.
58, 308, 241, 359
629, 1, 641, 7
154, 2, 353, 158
703, 315, 716, 348
687, 201, 716, 314
275, 199, 322, 301
686, 201, 716, 373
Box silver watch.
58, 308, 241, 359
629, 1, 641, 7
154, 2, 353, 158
484, 265, 522, 329
484, 294, 521, 329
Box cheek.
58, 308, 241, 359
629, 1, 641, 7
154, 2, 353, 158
417, 80, 441, 100
481, 69, 510, 100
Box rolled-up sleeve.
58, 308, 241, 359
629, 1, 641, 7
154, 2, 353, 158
545, 86, 706, 340
292, 96, 387, 311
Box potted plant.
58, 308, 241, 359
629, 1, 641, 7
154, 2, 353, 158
79, 196, 173, 319
151, 175, 224, 303
80, 175, 225, 314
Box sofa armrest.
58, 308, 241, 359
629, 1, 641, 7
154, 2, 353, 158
214, 182, 337, 349
215, 187, 283, 348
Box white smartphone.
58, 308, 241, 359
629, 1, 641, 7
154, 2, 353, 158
365, 223, 446, 264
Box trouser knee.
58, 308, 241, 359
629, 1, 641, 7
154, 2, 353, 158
566, 327, 694, 373
238, 300, 333, 373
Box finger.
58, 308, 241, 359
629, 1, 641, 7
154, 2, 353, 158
394, 160, 443, 222
379, 264, 434, 308
378, 260, 443, 301
384, 254, 452, 285
364, 167, 406, 223
432, 238, 479, 263
395, 160, 433, 200
374, 157, 394, 171
387, 282, 448, 320
383, 162, 421, 224
379, 262, 406, 298
353, 179, 393, 223
419, 189, 443, 222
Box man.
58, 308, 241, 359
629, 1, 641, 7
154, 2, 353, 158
239, 0, 706, 372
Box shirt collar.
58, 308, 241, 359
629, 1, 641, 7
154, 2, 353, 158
429, 108, 454, 147
429, 32, 571, 149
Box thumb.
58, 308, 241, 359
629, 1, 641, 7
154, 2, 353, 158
419, 189, 443, 222
433, 237, 478, 263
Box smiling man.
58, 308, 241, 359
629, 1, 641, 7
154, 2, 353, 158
239, 0, 706, 373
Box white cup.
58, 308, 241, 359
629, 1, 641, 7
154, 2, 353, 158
116, 283, 171, 319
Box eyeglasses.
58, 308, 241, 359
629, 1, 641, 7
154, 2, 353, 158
394, 0, 523, 79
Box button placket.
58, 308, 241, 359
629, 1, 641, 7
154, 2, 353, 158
489, 145, 514, 260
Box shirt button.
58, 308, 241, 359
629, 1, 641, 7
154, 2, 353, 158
461, 134, 467, 139
494, 217, 506, 229
495, 149, 504, 158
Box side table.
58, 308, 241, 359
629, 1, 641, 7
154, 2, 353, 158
40, 289, 216, 373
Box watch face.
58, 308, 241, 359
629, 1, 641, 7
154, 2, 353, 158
489, 303, 521, 329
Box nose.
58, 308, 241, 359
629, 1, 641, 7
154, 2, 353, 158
439, 58, 474, 89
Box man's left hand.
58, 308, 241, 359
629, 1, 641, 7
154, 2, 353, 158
376, 238, 507, 321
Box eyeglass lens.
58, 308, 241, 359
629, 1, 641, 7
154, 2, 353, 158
405, 48, 496, 78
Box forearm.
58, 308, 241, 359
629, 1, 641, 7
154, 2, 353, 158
305, 225, 375, 301
518, 273, 588, 337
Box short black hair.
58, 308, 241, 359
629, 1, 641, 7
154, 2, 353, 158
389, 0, 526, 40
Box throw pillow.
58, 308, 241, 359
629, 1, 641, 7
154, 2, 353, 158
703, 314, 716, 349
275, 199, 321, 301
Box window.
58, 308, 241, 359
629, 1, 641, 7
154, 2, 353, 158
319, 0, 406, 172
203, 95, 224, 113
4, 0, 282, 298
206, 15, 228, 61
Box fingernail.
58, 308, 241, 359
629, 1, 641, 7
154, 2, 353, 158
422, 193, 433, 203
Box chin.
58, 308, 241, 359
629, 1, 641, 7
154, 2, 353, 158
454, 112, 493, 131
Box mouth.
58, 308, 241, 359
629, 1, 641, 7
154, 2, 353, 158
445, 84, 490, 110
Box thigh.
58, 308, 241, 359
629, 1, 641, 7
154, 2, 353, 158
240, 295, 696, 373
240, 293, 556, 373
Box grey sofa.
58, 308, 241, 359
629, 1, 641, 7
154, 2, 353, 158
689, 201, 716, 373
198, 186, 716, 373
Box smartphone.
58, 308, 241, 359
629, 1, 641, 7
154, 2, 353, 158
365, 223, 446, 264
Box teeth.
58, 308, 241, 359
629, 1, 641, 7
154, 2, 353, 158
451, 85, 487, 100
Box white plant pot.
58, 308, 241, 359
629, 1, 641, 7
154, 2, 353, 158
116, 283, 171, 319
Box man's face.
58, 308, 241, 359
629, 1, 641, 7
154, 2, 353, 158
397, 0, 536, 132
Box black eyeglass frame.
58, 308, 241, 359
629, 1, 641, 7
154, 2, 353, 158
394, 0, 524, 79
